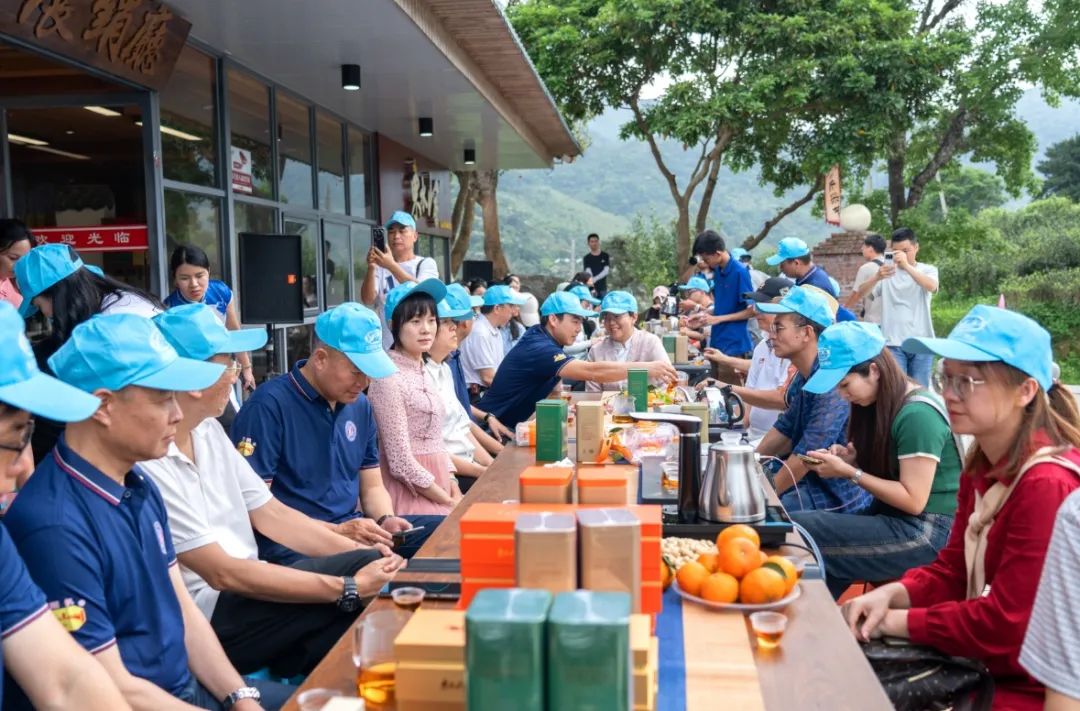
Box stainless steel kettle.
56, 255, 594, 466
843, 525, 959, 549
698, 385, 746, 427
699, 442, 766, 523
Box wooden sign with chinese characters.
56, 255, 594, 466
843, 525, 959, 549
31, 225, 149, 251
824, 164, 842, 226
403, 158, 442, 227
1, 0, 191, 90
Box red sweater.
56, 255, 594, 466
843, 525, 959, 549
901, 442, 1080, 711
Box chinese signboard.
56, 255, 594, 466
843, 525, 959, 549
32, 225, 149, 252
824, 165, 842, 226
231, 146, 253, 194
1, 0, 191, 90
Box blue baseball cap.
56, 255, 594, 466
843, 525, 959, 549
438, 283, 477, 321
731, 247, 750, 261
902, 305, 1054, 391
15, 244, 88, 318
678, 276, 711, 293
154, 304, 268, 361
803, 321, 887, 394
756, 285, 835, 329
0, 302, 101, 421
568, 284, 601, 306
540, 292, 595, 319
314, 302, 397, 379
384, 210, 417, 230
600, 291, 638, 315
384, 278, 447, 324
49, 314, 225, 394
483, 284, 526, 307
766, 237, 811, 266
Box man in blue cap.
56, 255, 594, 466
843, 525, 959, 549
478, 292, 678, 429
230, 302, 435, 565
142, 304, 403, 679
0, 303, 129, 710
4, 314, 289, 710
688, 230, 756, 382
754, 287, 871, 514
459, 283, 525, 397
360, 210, 440, 348
766, 237, 841, 298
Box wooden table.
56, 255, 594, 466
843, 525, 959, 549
282, 446, 891, 711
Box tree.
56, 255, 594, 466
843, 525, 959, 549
508, 0, 914, 264
450, 169, 510, 280
878, 0, 1080, 224
1038, 134, 1080, 202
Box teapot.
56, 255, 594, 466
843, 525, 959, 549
699, 442, 766, 523
698, 385, 746, 428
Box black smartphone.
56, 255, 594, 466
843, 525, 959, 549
404, 558, 460, 574
796, 453, 824, 467
372, 226, 386, 252
378, 580, 461, 600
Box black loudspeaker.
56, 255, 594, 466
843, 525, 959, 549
238, 232, 304, 324
462, 259, 493, 284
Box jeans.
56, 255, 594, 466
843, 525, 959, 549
789, 507, 954, 599
178, 676, 294, 711
888, 346, 934, 388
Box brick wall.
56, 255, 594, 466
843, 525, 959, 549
812, 231, 868, 298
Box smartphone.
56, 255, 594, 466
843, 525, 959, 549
391, 526, 426, 549
378, 580, 461, 601
796, 453, 824, 467
372, 226, 386, 252
884, 251, 894, 262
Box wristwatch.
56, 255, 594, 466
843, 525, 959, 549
850, 468, 865, 485
337, 576, 362, 613
376, 514, 393, 526
481, 412, 492, 424
223, 686, 261, 709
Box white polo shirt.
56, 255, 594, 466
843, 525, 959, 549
744, 337, 793, 437
138, 417, 272, 620
424, 358, 476, 459
459, 314, 505, 386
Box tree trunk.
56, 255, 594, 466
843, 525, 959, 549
887, 132, 908, 226
675, 199, 692, 269
695, 154, 722, 235
475, 170, 510, 280
451, 188, 477, 276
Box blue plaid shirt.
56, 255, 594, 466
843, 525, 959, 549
774, 361, 871, 514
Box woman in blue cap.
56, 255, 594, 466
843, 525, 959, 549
0, 302, 130, 709
786, 320, 961, 599
367, 279, 461, 516
843, 306, 1080, 711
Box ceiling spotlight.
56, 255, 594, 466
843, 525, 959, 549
418, 117, 433, 137
341, 64, 361, 91
464, 147, 476, 165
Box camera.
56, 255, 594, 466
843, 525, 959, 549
688, 256, 698, 266
661, 282, 680, 317
884, 251, 894, 262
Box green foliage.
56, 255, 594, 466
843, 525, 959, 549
605, 216, 679, 304
1002, 268, 1080, 375
1038, 134, 1080, 201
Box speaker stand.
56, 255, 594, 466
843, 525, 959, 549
264, 323, 280, 381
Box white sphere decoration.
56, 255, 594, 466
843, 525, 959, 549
839, 204, 872, 232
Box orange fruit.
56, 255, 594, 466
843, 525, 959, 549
675, 561, 710, 596
763, 556, 798, 595
759, 551, 768, 566
700, 572, 740, 604
718, 537, 762, 579
595, 438, 611, 464
717, 524, 761, 551
661, 555, 675, 591
740, 566, 788, 605
696, 551, 721, 573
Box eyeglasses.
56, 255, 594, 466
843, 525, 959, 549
932, 371, 986, 400
223, 360, 243, 376
0, 418, 34, 453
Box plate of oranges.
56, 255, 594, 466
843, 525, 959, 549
669, 524, 801, 611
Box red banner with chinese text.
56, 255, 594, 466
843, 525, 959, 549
31, 225, 150, 252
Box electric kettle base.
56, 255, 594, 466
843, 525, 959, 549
660, 505, 794, 549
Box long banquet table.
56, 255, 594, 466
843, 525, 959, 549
282, 445, 891, 711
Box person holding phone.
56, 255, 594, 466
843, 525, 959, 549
785, 321, 961, 598
842, 306, 1080, 711
360, 211, 440, 349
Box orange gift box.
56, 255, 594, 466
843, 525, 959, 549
519, 466, 574, 504
576, 464, 638, 505
459, 503, 662, 611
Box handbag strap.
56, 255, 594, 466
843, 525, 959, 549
964, 447, 1080, 598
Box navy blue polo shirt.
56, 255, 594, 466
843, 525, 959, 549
796, 265, 839, 297
709, 258, 754, 356
478, 324, 571, 429
231, 360, 380, 563
0, 524, 49, 703
448, 350, 472, 420
4, 438, 190, 696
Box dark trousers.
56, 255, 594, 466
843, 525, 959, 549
210, 548, 382, 678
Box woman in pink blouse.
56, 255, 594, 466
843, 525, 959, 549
368, 279, 461, 515
586, 291, 670, 392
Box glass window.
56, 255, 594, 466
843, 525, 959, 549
284, 216, 318, 309
351, 222, 371, 289
323, 221, 350, 307
161, 45, 217, 187
277, 94, 313, 207
433, 236, 449, 277
316, 112, 346, 214
285, 324, 314, 369
347, 126, 372, 219
228, 68, 273, 199
164, 190, 222, 277
234, 201, 276, 237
